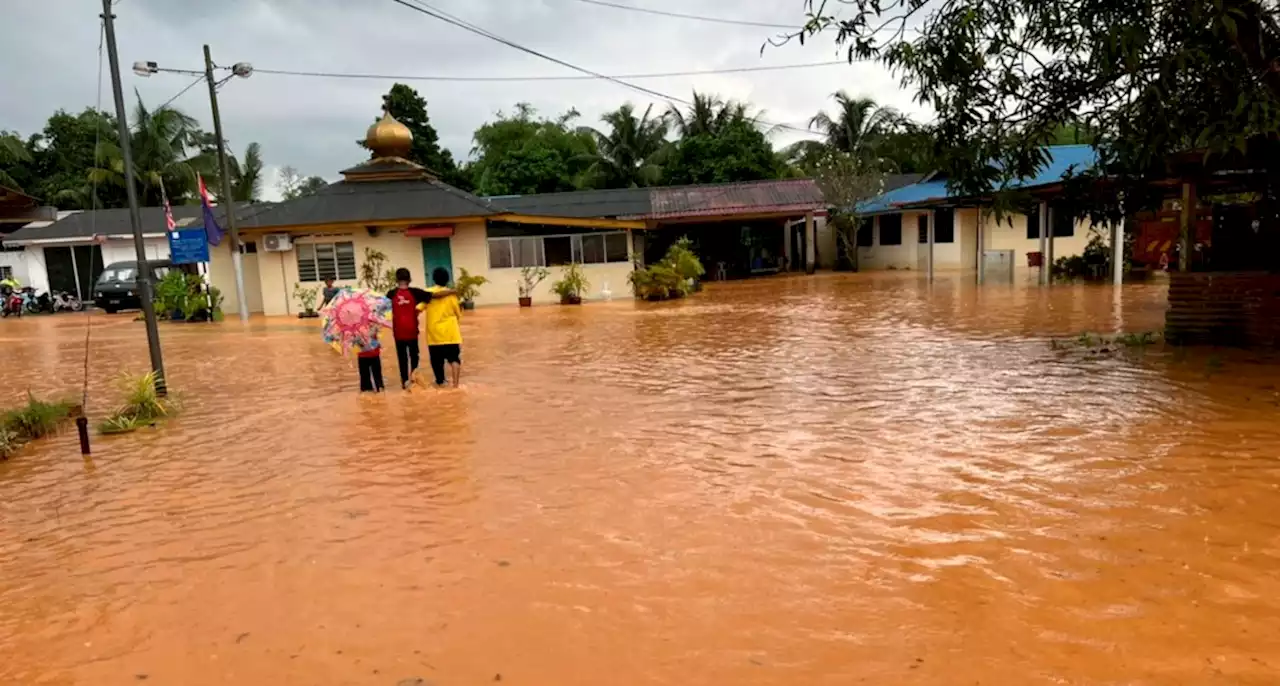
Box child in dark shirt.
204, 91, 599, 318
355, 335, 385, 393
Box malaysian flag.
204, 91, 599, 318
159, 180, 176, 232
198, 173, 225, 246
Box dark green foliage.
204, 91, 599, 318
361, 83, 467, 189
468, 104, 597, 196
794, 0, 1280, 220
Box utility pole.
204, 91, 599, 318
101, 0, 167, 396
204, 44, 250, 323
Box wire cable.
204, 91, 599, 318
389, 0, 821, 136
251, 60, 850, 82
83, 18, 107, 414
157, 74, 207, 110
568, 0, 796, 29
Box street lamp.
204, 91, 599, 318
133, 50, 254, 324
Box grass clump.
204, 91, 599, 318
0, 394, 75, 459
99, 371, 177, 435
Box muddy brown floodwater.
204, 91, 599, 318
2, 272, 1280, 685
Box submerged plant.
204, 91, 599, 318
99, 371, 177, 435
0, 394, 75, 459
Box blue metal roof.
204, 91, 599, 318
856, 145, 1100, 214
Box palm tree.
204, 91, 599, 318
667, 92, 756, 138
89, 92, 214, 206
579, 104, 669, 188
225, 142, 264, 202
809, 91, 903, 154
0, 133, 31, 191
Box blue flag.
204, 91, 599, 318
198, 174, 225, 246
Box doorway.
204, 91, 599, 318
421, 238, 454, 285
44, 245, 104, 299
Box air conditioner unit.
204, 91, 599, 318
262, 233, 293, 252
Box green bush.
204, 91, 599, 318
1, 394, 75, 459
551, 262, 590, 300
99, 371, 177, 435
628, 236, 704, 301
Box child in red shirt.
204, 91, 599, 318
386, 267, 455, 389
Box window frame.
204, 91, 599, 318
0, 266, 12, 280
486, 231, 630, 269
296, 239, 357, 282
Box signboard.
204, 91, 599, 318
168, 228, 210, 265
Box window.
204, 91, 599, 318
0, 266, 11, 280
918, 215, 928, 243
240, 241, 258, 254
1027, 205, 1074, 238
296, 241, 356, 282
486, 232, 630, 268
1026, 206, 1043, 239
934, 209, 955, 243
879, 214, 902, 246
856, 217, 874, 247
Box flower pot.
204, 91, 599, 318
298, 310, 319, 319
518, 296, 533, 307
461, 299, 476, 311
560, 294, 582, 305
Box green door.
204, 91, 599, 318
421, 238, 454, 286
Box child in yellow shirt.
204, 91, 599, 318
424, 267, 463, 387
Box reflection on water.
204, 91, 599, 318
2, 272, 1279, 685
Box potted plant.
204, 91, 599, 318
517, 266, 549, 307
293, 282, 321, 318
455, 267, 489, 311
551, 262, 590, 305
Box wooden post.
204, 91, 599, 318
1046, 204, 1056, 283
1038, 200, 1049, 285
804, 212, 816, 274
1179, 181, 1196, 272
1113, 218, 1125, 286
976, 209, 986, 284
927, 209, 936, 282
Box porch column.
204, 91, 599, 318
69, 244, 82, 300
976, 209, 986, 284
927, 209, 936, 282
783, 220, 793, 270
1113, 217, 1125, 286
1179, 180, 1197, 272
1038, 200, 1049, 285
1047, 205, 1056, 282
804, 212, 816, 274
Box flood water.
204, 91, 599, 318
2, 272, 1280, 685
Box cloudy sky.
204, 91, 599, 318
3, 0, 929, 201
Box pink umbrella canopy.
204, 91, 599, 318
320, 287, 392, 355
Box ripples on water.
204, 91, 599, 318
2, 272, 1279, 685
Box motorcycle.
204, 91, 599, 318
51, 291, 84, 313
19, 287, 51, 315
1, 289, 20, 317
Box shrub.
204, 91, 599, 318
628, 236, 704, 301
551, 262, 590, 300
99, 372, 177, 435
455, 268, 489, 302
0, 394, 75, 459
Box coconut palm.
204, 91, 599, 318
89, 92, 214, 206
809, 91, 903, 154
225, 142, 264, 202
0, 133, 31, 191
579, 104, 669, 188
667, 92, 756, 138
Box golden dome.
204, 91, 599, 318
365, 111, 413, 158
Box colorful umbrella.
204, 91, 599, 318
320, 287, 392, 356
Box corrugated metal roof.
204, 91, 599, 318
646, 179, 824, 219
4, 203, 256, 244
856, 145, 1101, 214
236, 179, 501, 229
488, 187, 652, 219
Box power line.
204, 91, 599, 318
157, 74, 207, 110
388, 0, 821, 136
568, 0, 797, 29
252, 60, 849, 82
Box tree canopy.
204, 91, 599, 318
466, 104, 597, 196
578, 103, 669, 189
361, 83, 468, 189
793, 0, 1280, 215
662, 94, 781, 185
